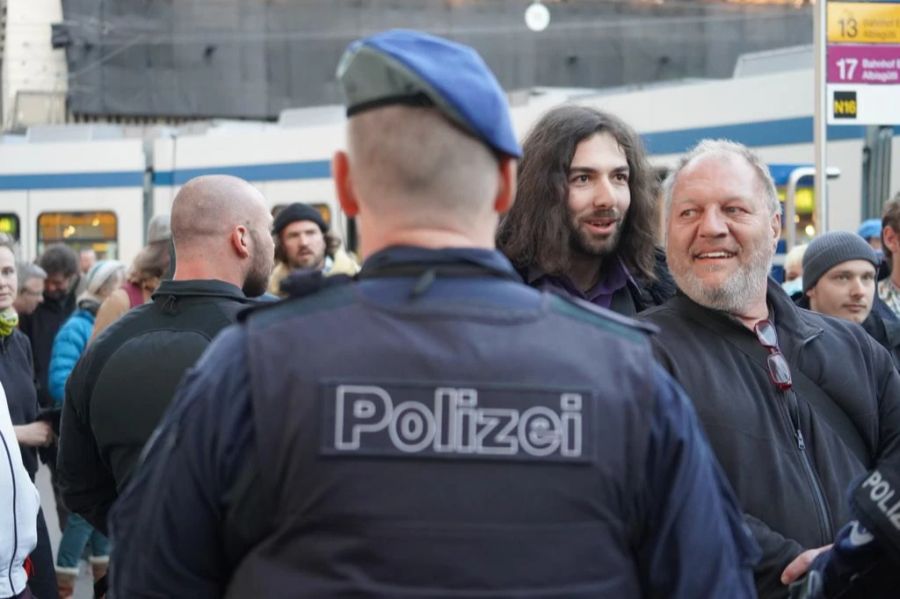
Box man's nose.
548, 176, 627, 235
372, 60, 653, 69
698, 207, 728, 237
591, 180, 615, 210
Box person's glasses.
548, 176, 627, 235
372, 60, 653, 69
754, 320, 792, 391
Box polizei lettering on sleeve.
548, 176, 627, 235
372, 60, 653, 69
320, 382, 590, 463
855, 469, 900, 534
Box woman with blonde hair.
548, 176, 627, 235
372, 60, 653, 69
91, 215, 171, 342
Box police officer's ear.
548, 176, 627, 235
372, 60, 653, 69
231, 225, 251, 258
494, 157, 517, 215
332, 151, 359, 218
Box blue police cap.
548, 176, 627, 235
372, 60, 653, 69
858, 218, 882, 240
336, 29, 522, 158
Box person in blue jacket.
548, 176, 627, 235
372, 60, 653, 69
108, 29, 759, 598
48, 259, 124, 596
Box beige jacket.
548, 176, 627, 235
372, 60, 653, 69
267, 248, 360, 297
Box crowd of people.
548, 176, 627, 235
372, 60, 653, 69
1, 27, 900, 599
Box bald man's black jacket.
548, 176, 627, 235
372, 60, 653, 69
57, 279, 257, 534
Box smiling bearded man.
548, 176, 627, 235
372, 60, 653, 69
639, 139, 900, 599
663, 144, 779, 318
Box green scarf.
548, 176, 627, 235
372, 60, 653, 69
0, 308, 18, 337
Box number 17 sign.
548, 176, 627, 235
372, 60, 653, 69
826, 1, 900, 124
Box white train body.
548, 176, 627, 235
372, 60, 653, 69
0, 138, 146, 264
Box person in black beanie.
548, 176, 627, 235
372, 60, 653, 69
267, 202, 359, 296
798, 231, 900, 369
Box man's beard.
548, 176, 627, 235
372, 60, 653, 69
243, 234, 273, 297
567, 210, 622, 260
290, 249, 325, 271
671, 241, 773, 314
242, 269, 268, 297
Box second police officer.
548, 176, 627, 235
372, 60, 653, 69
107, 29, 759, 597
789, 458, 900, 598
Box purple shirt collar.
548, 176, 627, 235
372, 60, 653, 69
526, 255, 635, 309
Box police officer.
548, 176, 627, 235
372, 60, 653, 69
108, 29, 758, 598
788, 462, 900, 598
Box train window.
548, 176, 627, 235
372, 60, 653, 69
272, 203, 332, 228
37, 211, 118, 259
0, 214, 20, 242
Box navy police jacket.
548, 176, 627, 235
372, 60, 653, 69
798, 462, 900, 598
109, 247, 758, 598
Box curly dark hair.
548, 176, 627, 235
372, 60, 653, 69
38, 244, 78, 278
496, 105, 659, 282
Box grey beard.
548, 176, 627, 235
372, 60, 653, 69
673, 248, 773, 314
678, 267, 768, 314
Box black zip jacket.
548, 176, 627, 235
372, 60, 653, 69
640, 279, 900, 599
18, 290, 76, 408
862, 309, 900, 371
0, 330, 38, 477
795, 294, 900, 372
57, 279, 257, 534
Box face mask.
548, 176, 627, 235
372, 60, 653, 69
782, 277, 803, 297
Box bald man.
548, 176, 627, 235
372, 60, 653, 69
57, 175, 274, 538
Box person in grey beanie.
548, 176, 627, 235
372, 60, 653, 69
798, 230, 900, 368
801, 231, 879, 324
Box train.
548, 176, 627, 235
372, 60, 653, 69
2, 54, 899, 271
0, 124, 348, 266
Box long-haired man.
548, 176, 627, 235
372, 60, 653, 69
497, 105, 673, 315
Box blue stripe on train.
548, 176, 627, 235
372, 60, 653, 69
152, 160, 331, 186
1, 119, 897, 190
640, 117, 895, 155
0, 171, 145, 190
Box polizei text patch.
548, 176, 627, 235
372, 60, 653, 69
320, 381, 590, 463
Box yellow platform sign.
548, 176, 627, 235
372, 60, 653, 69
828, 2, 900, 44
